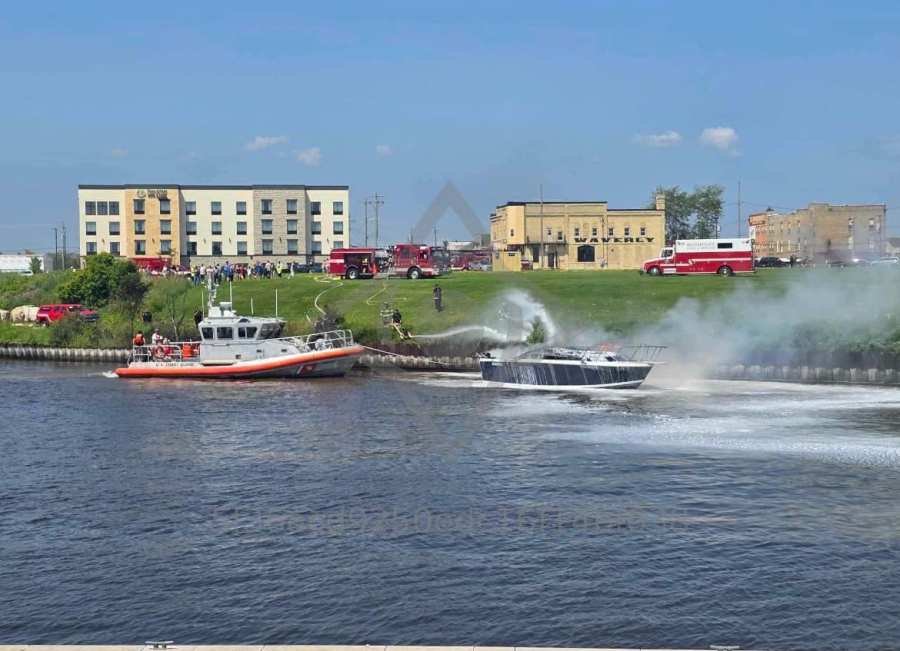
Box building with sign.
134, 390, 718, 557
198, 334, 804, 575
748, 202, 887, 263
77, 184, 350, 266
489, 194, 666, 271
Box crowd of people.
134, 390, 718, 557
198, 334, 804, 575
147, 260, 320, 283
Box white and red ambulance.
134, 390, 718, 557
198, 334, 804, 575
641, 238, 754, 276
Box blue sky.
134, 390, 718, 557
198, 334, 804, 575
1, 0, 900, 252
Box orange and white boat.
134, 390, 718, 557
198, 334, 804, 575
114, 279, 363, 379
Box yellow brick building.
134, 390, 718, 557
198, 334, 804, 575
490, 194, 666, 270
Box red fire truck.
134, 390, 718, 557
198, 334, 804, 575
324, 248, 386, 279
325, 244, 450, 279
641, 238, 754, 276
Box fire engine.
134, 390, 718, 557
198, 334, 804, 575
641, 238, 754, 276
325, 244, 451, 280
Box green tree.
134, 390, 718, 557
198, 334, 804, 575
58, 253, 142, 307
29, 257, 42, 275
649, 185, 724, 241
651, 186, 694, 241
112, 271, 149, 344
691, 184, 724, 238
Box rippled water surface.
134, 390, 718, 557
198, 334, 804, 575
2, 361, 900, 649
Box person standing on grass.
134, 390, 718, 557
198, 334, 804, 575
433, 284, 443, 312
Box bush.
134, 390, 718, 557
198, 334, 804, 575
58, 254, 143, 307
48, 314, 102, 348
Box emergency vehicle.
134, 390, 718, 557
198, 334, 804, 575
326, 244, 450, 279
641, 238, 754, 276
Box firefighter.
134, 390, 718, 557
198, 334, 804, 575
432, 284, 443, 312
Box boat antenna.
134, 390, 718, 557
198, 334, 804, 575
205, 268, 217, 308
229, 280, 233, 304
275, 289, 279, 317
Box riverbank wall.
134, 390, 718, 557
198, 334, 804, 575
710, 363, 900, 385
0, 645, 724, 651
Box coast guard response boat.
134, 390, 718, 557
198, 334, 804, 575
114, 274, 363, 379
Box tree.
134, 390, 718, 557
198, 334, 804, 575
691, 184, 724, 238
113, 272, 149, 343
29, 257, 42, 275
649, 185, 724, 241
58, 253, 142, 307
650, 186, 694, 241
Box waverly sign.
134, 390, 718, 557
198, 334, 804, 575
575, 237, 656, 244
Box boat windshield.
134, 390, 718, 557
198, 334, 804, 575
258, 322, 283, 339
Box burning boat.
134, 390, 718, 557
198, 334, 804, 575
478, 345, 664, 389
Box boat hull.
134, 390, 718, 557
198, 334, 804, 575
115, 345, 364, 379
479, 359, 652, 389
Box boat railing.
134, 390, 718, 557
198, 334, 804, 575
279, 329, 355, 351
129, 342, 198, 364
616, 344, 667, 363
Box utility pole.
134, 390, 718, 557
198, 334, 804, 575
539, 184, 544, 269
433, 225, 438, 247
372, 193, 383, 247
737, 180, 743, 237
61, 224, 67, 270
53, 227, 59, 271
364, 199, 369, 247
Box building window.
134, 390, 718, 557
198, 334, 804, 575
110, 241, 120, 256
333, 221, 344, 235
160, 240, 172, 254
557, 231, 563, 241
236, 201, 247, 215
185, 201, 197, 215
134, 240, 146, 255
286, 199, 298, 214
160, 219, 172, 235
510, 229, 515, 237
546, 227, 552, 237
287, 219, 298, 234
186, 221, 197, 235
134, 219, 146, 235
311, 221, 322, 234
312, 241, 322, 254
85, 221, 97, 236
310, 201, 321, 215
333, 240, 344, 249
86, 242, 97, 255
97, 201, 108, 216
188, 241, 197, 255
624, 226, 631, 237
212, 221, 222, 235
133, 199, 145, 215
574, 227, 580, 237
333, 201, 344, 215
640, 226, 646, 236
577, 244, 596, 263
212, 241, 222, 256
159, 198, 171, 214
262, 219, 273, 235
211, 201, 222, 215
109, 201, 119, 215
262, 239, 273, 255
592, 227, 598, 237
109, 221, 120, 235
287, 239, 298, 255
85, 201, 96, 215
261, 199, 273, 215
237, 241, 247, 255
236, 221, 247, 235
608, 227, 614, 237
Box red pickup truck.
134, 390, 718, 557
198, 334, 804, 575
36, 304, 99, 325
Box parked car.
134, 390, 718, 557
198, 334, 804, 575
291, 262, 311, 273
756, 256, 786, 268
308, 262, 324, 274
871, 257, 900, 266
36, 304, 99, 326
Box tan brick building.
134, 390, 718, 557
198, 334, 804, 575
490, 194, 666, 271
748, 203, 887, 263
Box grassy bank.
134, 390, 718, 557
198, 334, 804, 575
1, 269, 792, 348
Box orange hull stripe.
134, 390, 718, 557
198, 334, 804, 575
115, 345, 365, 377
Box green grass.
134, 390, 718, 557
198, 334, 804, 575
0, 269, 794, 348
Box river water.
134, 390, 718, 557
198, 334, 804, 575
1, 361, 900, 649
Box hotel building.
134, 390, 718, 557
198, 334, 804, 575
78, 184, 349, 266
490, 193, 666, 270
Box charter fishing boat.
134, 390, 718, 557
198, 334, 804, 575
114, 277, 364, 379
478, 345, 664, 389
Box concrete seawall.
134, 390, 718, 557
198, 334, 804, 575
0, 344, 128, 363
0, 646, 725, 651
711, 363, 900, 385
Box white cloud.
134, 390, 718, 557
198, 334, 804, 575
376, 144, 393, 157
295, 147, 321, 166
700, 126, 739, 153
245, 135, 288, 151
111, 147, 128, 158
633, 131, 682, 148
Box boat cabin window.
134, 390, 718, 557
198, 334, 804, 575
201, 327, 214, 340
216, 327, 234, 339
238, 326, 258, 339
258, 323, 283, 339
